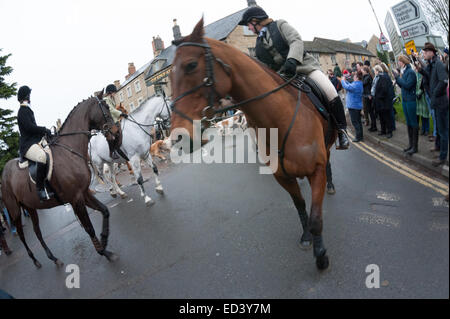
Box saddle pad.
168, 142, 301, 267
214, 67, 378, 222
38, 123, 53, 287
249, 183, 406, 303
18, 141, 54, 184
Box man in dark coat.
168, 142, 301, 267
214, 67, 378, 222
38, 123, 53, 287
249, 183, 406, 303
16, 86, 53, 201
416, 43, 449, 166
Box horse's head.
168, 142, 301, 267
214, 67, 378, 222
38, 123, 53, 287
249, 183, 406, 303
169, 18, 232, 150
91, 89, 120, 142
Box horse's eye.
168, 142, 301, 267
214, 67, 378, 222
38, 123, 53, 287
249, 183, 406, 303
185, 61, 198, 74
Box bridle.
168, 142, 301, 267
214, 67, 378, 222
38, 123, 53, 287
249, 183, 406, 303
49, 96, 119, 161
170, 40, 297, 130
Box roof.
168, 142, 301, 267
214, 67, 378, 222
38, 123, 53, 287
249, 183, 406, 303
303, 41, 336, 54
313, 37, 376, 57
119, 61, 152, 90
145, 8, 248, 80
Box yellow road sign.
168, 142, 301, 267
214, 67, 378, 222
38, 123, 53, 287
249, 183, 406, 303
405, 40, 417, 55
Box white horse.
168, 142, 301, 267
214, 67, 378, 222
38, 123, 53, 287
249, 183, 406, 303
89, 95, 170, 206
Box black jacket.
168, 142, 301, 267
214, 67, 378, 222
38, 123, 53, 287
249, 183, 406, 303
419, 56, 448, 109
17, 104, 48, 157
362, 74, 373, 97
373, 74, 394, 112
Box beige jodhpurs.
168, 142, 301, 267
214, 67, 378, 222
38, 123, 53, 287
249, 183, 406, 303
308, 70, 339, 102
25, 144, 46, 164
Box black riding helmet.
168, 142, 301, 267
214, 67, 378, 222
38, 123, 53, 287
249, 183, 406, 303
238, 6, 269, 25
17, 85, 32, 102
105, 84, 118, 94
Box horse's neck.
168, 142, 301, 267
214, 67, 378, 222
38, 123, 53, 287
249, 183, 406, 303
57, 103, 90, 152
129, 100, 160, 131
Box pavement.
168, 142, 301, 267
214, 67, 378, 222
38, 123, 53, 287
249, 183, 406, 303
347, 114, 449, 180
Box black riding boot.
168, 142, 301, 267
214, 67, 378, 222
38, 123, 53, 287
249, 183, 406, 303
36, 162, 49, 201
329, 97, 350, 150
403, 126, 413, 152
406, 127, 419, 155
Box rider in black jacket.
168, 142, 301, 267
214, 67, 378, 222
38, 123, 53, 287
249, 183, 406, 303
16, 86, 53, 201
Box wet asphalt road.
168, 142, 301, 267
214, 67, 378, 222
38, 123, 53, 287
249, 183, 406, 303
0, 133, 448, 299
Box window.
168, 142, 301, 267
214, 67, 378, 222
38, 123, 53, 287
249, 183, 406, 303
248, 47, 256, 57
138, 97, 143, 106
331, 54, 337, 65
119, 92, 124, 102
127, 86, 132, 98
312, 53, 320, 61
135, 80, 141, 93
129, 102, 134, 110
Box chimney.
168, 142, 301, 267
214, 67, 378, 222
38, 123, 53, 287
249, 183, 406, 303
152, 36, 165, 58
173, 19, 182, 41
125, 63, 136, 80
114, 80, 120, 89
247, 0, 257, 6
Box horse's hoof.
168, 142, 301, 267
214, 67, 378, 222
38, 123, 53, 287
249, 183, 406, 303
110, 193, 118, 198
34, 260, 42, 268
55, 259, 64, 267
316, 255, 329, 271
299, 240, 312, 250
146, 200, 155, 207
120, 193, 128, 199
5, 250, 12, 256
155, 188, 164, 195
104, 251, 119, 262
327, 184, 336, 195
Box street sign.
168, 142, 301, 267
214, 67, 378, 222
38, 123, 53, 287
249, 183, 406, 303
392, 0, 421, 26
400, 21, 429, 40
379, 32, 390, 44
385, 12, 404, 58
405, 40, 418, 54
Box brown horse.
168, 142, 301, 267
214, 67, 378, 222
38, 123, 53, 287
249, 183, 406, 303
169, 19, 337, 270
1, 92, 120, 268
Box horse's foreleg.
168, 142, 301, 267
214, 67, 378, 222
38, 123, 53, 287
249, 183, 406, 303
104, 163, 125, 198
130, 155, 153, 206
274, 175, 312, 249
145, 153, 164, 195
110, 163, 127, 199
308, 165, 329, 270
72, 200, 117, 262
26, 207, 63, 267
84, 191, 113, 255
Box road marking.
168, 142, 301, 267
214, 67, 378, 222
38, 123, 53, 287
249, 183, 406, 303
348, 133, 449, 196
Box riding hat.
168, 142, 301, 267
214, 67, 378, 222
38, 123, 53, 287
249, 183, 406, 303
423, 42, 437, 53
106, 84, 118, 94
238, 6, 269, 25
17, 85, 32, 102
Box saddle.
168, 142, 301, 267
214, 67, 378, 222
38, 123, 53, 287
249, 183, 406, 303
280, 74, 330, 121
18, 140, 54, 185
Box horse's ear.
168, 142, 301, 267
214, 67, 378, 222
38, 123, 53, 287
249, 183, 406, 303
190, 17, 204, 42
96, 88, 104, 100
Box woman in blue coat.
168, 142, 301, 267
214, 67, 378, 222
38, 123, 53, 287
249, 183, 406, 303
341, 71, 364, 142
393, 56, 418, 155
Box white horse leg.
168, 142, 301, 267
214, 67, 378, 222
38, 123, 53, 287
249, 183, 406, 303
110, 163, 127, 199
130, 155, 153, 206
103, 163, 123, 198
145, 153, 164, 195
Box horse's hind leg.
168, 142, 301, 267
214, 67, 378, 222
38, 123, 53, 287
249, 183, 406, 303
308, 165, 329, 270
326, 161, 335, 195
274, 175, 313, 249
72, 200, 117, 262
13, 210, 41, 268
145, 153, 164, 195
26, 207, 63, 267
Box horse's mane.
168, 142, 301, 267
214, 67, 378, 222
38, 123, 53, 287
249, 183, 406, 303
58, 96, 96, 133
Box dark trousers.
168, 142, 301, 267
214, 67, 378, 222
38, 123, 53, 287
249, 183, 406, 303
363, 97, 371, 124
435, 107, 449, 161
349, 108, 363, 140
379, 109, 393, 134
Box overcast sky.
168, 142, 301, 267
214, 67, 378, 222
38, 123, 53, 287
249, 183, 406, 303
0, 0, 434, 127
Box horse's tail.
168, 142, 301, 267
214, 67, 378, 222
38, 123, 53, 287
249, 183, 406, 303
0, 160, 22, 223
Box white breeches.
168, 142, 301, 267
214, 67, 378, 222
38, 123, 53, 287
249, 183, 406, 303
308, 70, 339, 102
